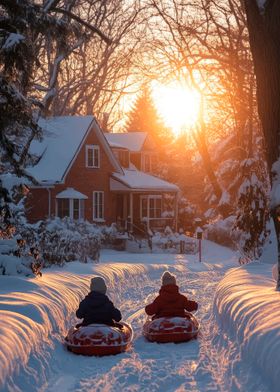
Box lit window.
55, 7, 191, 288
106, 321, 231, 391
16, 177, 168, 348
93, 191, 104, 221
86, 145, 100, 168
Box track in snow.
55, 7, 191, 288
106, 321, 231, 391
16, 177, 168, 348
41, 262, 270, 392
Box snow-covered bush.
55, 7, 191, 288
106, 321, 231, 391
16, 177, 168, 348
152, 226, 198, 254
205, 216, 239, 249
18, 218, 118, 266
0, 175, 42, 276
234, 165, 270, 261
178, 197, 198, 232
0, 238, 42, 276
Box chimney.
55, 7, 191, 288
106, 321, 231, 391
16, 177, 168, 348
102, 113, 110, 132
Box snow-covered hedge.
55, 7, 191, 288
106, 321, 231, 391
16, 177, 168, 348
19, 218, 118, 266
0, 218, 119, 275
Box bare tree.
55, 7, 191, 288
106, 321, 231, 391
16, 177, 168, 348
145, 0, 265, 216
40, 0, 147, 130
242, 0, 280, 289
0, 0, 112, 235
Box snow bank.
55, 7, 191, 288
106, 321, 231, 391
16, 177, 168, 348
0, 262, 167, 390
214, 263, 280, 392
0, 272, 88, 390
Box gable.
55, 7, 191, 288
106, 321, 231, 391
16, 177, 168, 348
27, 116, 122, 184
142, 133, 157, 152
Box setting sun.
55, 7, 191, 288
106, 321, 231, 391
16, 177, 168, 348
153, 83, 201, 137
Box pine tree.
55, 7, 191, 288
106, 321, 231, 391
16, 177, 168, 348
125, 85, 169, 143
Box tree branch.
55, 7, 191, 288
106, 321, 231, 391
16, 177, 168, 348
51, 7, 112, 44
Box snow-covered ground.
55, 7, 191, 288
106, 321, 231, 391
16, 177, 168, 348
0, 240, 277, 392
214, 263, 280, 392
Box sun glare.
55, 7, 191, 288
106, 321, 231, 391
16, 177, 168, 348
153, 83, 201, 137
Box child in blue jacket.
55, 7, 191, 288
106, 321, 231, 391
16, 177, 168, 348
76, 276, 122, 327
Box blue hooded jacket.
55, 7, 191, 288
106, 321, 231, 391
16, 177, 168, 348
76, 291, 122, 326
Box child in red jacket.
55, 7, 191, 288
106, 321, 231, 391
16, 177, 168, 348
145, 271, 198, 319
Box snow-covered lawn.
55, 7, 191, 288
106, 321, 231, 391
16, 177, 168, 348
0, 240, 276, 392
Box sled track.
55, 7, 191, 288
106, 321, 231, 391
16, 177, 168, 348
13, 262, 271, 392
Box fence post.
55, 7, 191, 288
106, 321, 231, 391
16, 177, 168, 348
196, 227, 203, 262
180, 240, 185, 254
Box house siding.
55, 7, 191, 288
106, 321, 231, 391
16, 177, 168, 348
26, 127, 117, 224
130, 152, 141, 170
25, 188, 50, 222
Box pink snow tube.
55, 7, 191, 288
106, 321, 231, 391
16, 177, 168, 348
65, 322, 133, 356
143, 313, 199, 343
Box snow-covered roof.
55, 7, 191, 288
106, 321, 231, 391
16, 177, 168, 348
111, 169, 179, 192
108, 141, 127, 149
56, 188, 88, 199
27, 116, 122, 184
105, 132, 148, 152
27, 116, 93, 183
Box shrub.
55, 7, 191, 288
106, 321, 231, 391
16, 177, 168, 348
18, 217, 117, 267
204, 216, 239, 249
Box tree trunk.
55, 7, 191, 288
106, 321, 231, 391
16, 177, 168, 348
243, 0, 280, 289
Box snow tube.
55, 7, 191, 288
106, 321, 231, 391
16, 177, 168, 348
143, 313, 199, 343
65, 322, 133, 356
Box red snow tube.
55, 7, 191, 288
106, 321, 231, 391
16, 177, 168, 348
143, 313, 199, 343
65, 322, 133, 356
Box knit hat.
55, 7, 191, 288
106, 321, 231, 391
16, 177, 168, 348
161, 271, 176, 286
90, 277, 107, 294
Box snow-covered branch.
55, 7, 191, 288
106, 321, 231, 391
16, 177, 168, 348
51, 7, 112, 44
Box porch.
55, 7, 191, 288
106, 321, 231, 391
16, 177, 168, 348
113, 191, 178, 234
110, 169, 179, 234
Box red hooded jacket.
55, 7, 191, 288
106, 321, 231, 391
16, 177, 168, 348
145, 284, 198, 319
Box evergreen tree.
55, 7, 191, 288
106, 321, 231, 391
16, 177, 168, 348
234, 158, 270, 261
125, 85, 170, 143
0, 1, 110, 239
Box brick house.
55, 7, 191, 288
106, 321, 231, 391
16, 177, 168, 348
26, 116, 179, 233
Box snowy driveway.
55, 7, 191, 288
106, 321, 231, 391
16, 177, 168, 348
44, 263, 269, 392
0, 244, 271, 391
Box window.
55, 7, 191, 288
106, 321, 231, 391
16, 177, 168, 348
141, 197, 148, 218
57, 198, 84, 220
150, 197, 162, 218
57, 199, 70, 218
73, 199, 80, 220
86, 145, 100, 168
143, 154, 151, 172
93, 191, 104, 221
141, 196, 162, 219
